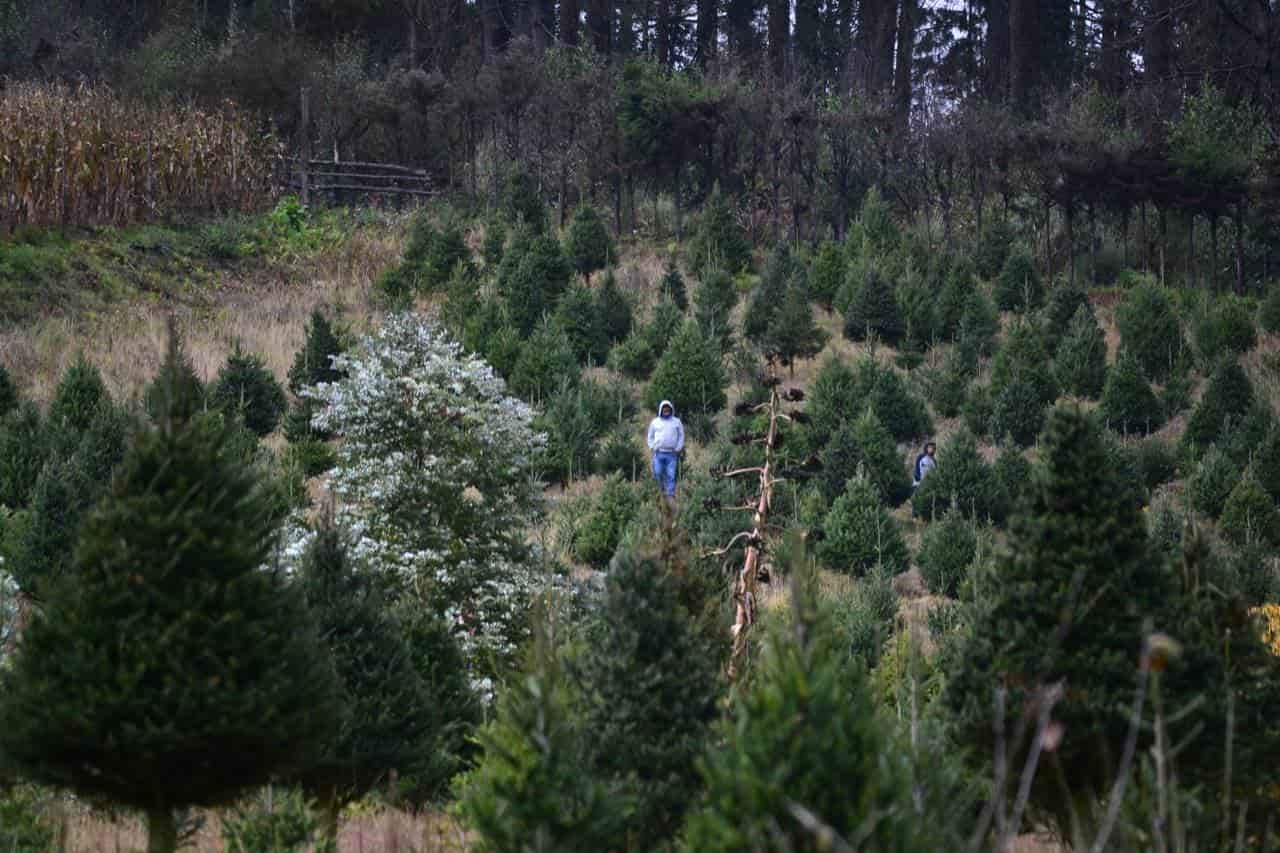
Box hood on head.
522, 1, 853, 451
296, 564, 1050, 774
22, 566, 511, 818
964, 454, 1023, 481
657, 399, 675, 417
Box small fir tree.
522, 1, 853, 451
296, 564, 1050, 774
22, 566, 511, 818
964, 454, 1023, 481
565, 205, 613, 276
0, 401, 339, 853
0, 403, 48, 509
937, 259, 974, 340
694, 268, 738, 349
816, 472, 910, 575
803, 357, 860, 449
1100, 350, 1163, 435
595, 271, 633, 344
503, 170, 547, 234
511, 320, 580, 403
1193, 295, 1257, 365
853, 357, 933, 442
481, 216, 507, 268
144, 329, 205, 425
763, 283, 828, 374
842, 263, 904, 345
854, 185, 899, 254
1219, 469, 1280, 545
419, 223, 473, 291
287, 310, 345, 394
209, 346, 287, 437
1116, 283, 1186, 381
1259, 284, 1280, 334
1, 458, 91, 597
1054, 303, 1108, 398
743, 244, 796, 340
1040, 282, 1090, 354
685, 190, 751, 277
500, 235, 573, 336
1184, 357, 1254, 450
658, 259, 688, 310
48, 354, 107, 435
0, 361, 17, 420
554, 284, 610, 365
918, 508, 978, 597
818, 408, 911, 506
912, 429, 1004, 523
646, 318, 727, 422
993, 246, 1043, 312
572, 474, 640, 568
958, 287, 1000, 356
973, 217, 1016, 279
990, 378, 1047, 447
991, 319, 1057, 406
1188, 445, 1240, 519
809, 239, 846, 310
1253, 427, 1280, 504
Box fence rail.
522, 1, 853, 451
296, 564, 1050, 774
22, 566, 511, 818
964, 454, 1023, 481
281, 156, 435, 204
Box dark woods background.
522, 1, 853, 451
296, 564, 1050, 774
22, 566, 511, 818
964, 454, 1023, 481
6, 0, 1280, 291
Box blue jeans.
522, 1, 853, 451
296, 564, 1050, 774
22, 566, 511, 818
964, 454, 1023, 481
652, 451, 679, 497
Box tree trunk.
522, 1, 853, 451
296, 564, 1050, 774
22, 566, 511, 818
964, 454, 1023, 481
319, 789, 342, 852
1159, 207, 1167, 286
656, 0, 673, 66
586, 0, 611, 54
1187, 213, 1196, 288
1066, 205, 1075, 288
855, 0, 898, 95
530, 0, 551, 50
1009, 0, 1040, 109
984, 0, 1010, 100
559, 0, 580, 45
146, 807, 177, 853
1235, 206, 1245, 295
893, 0, 918, 137
406, 0, 418, 68
1209, 213, 1219, 292
768, 0, 790, 78
696, 0, 718, 65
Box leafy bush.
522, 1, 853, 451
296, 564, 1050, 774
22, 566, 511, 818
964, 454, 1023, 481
1116, 283, 1186, 381
993, 246, 1043, 312
816, 473, 909, 575
912, 429, 1003, 523
646, 319, 727, 422
818, 409, 911, 506
1220, 469, 1280, 545
973, 218, 1016, 279
210, 347, 287, 437
1099, 351, 1163, 436
596, 431, 645, 480
1193, 296, 1257, 365
1188, 446, 1239, 519
991, 379, 1046, 447
1054, 304, 1108, 398
565, 205, 613, 275
918, 509, 978, 597
686, 191, 751, 277
221, 788, 315, 852
842, 264, 904, 345
1184, 358, 1254, 450
810, 240, 845, 310
595, 271, 633, 345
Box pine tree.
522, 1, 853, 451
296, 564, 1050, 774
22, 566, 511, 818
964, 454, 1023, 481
853, 357, 933, 442
991, 319, 1057, 406
144, 328, 205, 425
1116, 283, 1186, 382
1192, 295, 1257, 365
658, 260, 688, 310
0, 400, 339, 853
1040, 282, 1090, 355
694, 268, 738, 348
1054, 303, 1108, 398
842, 263, 904, 345
763, 282, 828, 374
743, 244, 795, 340
937, 259, 974, 340
1188, 446, 1239, 519
48, 354, 107, 435
209, 345, 287, 437
1253, 427, 1280, 504
1184, 357, 1255, 450
0, 361, 17, 420
417, 222, 473, 292
993, 245, 1043, 312
912, 429, 1004, 523
816, 472, 909, 575
503, 171, 547, 234
554, 284, 609, 365
500, 235, 573, 336
990, 378, 1047, 447
511, 320, 580, 403
572, 474, 640, 568
958, 286, 1000, 356
686, 190, 751, 277
941, 406, 1167, 833
647, 318, 727, 422
1219, 469, 1280, 545
565, 205, 614, 276
573, 526, 722, 845
809, 239, 846, 310
1, 458, 90, 597
855, 185, 899, 255
0, 402, 49, 509
287, 310, 344, 394
1100, 350, 1163, 435
918, 508, 978, 597
818, 407, 911, 506
595, 271, 633, 344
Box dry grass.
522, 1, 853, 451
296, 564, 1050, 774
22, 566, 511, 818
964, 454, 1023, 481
0, 82, 276, 232
0, 224, 400, 407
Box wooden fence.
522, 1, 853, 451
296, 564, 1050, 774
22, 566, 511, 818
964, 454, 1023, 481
281, 157, 435, 206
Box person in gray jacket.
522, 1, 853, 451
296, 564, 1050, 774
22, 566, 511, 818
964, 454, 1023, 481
647, 399, 685, 499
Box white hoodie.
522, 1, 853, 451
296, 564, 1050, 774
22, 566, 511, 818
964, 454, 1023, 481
647, 400, 685, 453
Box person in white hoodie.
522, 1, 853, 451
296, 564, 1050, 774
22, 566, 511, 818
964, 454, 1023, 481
647, 399, 685, 499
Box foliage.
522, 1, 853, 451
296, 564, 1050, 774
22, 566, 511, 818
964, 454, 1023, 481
646, 318, 727, 422
308, 315, 544, 669
1193, 296, 1257, 365
1183, 357, 1254, 451
1188, 446, 1239, 519
573, 474, 641, 569
503, 170, 547, 234
659, 259, 689, 310
403, 218, 472, 293
481, 217, 507, 268
1041, 283, 1090, 354
694, 268, 738, 348
855, 186, 899, 255
0, 786, 59, 851
554, 284, 610, 365
829, 567, 898, 668
810, 239, 846, 310
816, 472, 909, 575
210, 346, 288, 437
990, 379, 1046, 447
912, 429, 1004, 523
287, 309, 345, 395
596, 431, 645, 479
973, 218, 1016, 280
685, 190, 750, 277
48, 354, 108, 435
991, 319, 1057, 406
1054, 303, 1108, 398
145, 329, 205, 425
1116, 283, 1186, 382
842, 263, 904, 345
854, 357, 932, 442
565, 205, 614, 275
958, 286, 1000, 356
220, 788, 316, 853
1254, 427, 1280, 504
1219, 469, 1280, 545
937, 259, 974, 340
927, 352, 973, 418
1261, 284, 1280, 334
764, 281, 828, 372
744, 243, 796, 340
1100, 351, 1164, 435
818, 408, 911, 506
993, 245, 1043, 312
0, 402, 49, 509
918, 509, 978, 597
511, 320, 580, 403
0, 401, 338, 853
595, 271, 634, 345
1132, 437, 1179, 492
0, 362, 16, 420
499, 234, 573, 336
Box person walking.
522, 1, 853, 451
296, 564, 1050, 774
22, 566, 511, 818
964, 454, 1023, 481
647, 399, 684, 501
913, 441, 937, 490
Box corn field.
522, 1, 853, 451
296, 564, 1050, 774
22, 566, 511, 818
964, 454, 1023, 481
0, 82, 278, 231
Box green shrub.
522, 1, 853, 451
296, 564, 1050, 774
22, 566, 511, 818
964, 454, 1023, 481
565, 205, 613, 275
973, 218, 1016, 279
1184, 358, 1254, 450
1193, 296, 1257, 365
1219, 469, 1280, 545
686, 191, 751, 277
210, 347, 287, 437
607, 331, 658, 380
49, 354, 108, 435
595, 271, 633, 345
854, 186, 899, 255
417, 222, 472, 292
764, 283, 828, 373
744, 244, 796, 340
596, 432, 645, 480
221, 788, 315, 853
503, 171, 547, 233
852, 357, 932, 442
658, 260, 688, 310
830, 567, 897, 667
991, 379, 1046, 447
694, 268, 738, 348
554, 285, 610, 365
1116, 283, 1186, 381
918, 509, 978, 597
991, 319, 1057, 405
287, 310, 344, 394
1099, 351, 1163, 436
1041, 283, 1090, 354
810, 240, 845, 310
375, 265, 412, 309
1054, 304, 1108, 398
842, 264, 904, 345
1254, 428, 1280, 504
0, 403, 49, 509
1259, 284, 1280, 334
927, 356, 972, 419
538, 388, 600, 485
993, 246, 1043, 312
0, 786, 59, 851
1160, 369, 1194, 420
511, 321, 580, 403
1188, 446, 1239, 519
1133, 437, 1178, 491
0, 362, 18, 420
898, 262, 941, 352
816, 473, 909, 575
646, 319, 727, 422
962, 382, 994, 437
282, 438, 335, 478
937, 260, 974, 340
992, 442, 1032, 513
499, 235, 573, 335
958, 287, 1000, 356
818, 408, 911, 506
912, 429, 1003, 523
481, 216, 506, 267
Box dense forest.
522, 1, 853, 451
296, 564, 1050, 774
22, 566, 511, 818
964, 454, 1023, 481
4, 1, 1280, 852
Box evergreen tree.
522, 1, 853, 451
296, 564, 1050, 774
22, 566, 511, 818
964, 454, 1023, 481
852, 357, 933, 442
1116, 283, 1186, 382
144, 329, 205, 425
1188, 445, 1239, 519
993, 245, 1043, 312
940, 406, 1167, 833
854, 186, 899, 255
511, 320, 580, 403
209, 346, 287, 437
500, 235, 573, 336
694, 268, 738, 349
419, 223, 473, 292
818, 408, 911, 506
565, 205, 613, 276
1054, 303, 1108, 398
287, 310, 345, 394
573, 527, 722, 846
803, 357, 859, 450
1100, 350, 1163, 435
292, 515, 465, 845
48, 354, 107, 435
990, 378, 1046, 447
918, 508, 978, 597
743, 244, 795, 340
554, 284, 610, 365
1192, 295, 1257, 365
1184, 357, 1254, 450
912, 429, 1004, 523
973, 217, 1016, 279
1219, 469, 1280, 545
503, 171, 547, 234
595, 271, 633, 344
816, 472, 909, 575
1253, 427, 1280, 504
937, 259, 974, 340
658, 260, 688, 311
685, 190, 751, 277
842, 263, 904, 345
0, 361, 17, 420
1260, 284, 1280, 334
0, 400, 339, 853
991, 319, 1057, 406
958, 286, 1000, 356
572, 474, 640, 568
809, 239, 846, 310
647, 318, 727, 422
763, 282, 828, 374
0, 402, 48, 509
1040, 282, 1090, 354
0, 458, 90, 597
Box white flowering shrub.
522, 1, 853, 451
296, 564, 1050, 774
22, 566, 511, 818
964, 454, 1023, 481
306, 314, 545, 667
